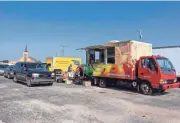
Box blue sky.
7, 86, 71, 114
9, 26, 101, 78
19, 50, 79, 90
1, 1, 180, 63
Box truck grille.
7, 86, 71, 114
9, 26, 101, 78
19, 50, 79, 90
166, 79, 174, 84
39, 74, 50, 78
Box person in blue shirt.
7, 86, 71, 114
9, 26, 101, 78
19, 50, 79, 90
67, 64, 73, 79
68, 64, 72, 72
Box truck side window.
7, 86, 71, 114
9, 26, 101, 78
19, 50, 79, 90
147, 58, 157, 72
46, 64, 51, 70
141, 58, 148, 68
141, 58, 157, 72
107, 47, 115, 64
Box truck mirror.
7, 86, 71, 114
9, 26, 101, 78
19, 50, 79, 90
47, 64, 51, 67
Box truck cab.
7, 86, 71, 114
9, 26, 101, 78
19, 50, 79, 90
138, 55, 179, 94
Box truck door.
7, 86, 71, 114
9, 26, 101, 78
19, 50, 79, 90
138, 57, 160, 86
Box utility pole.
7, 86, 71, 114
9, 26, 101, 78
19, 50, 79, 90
138, 29, 143, 41
60, 45, 68, 56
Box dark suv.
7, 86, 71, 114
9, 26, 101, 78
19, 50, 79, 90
13, 62, 54, 87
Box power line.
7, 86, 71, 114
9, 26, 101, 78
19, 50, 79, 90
60, 45, 68, 56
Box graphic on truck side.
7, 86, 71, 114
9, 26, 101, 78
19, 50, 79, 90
82, 41, 152, 80
46, 57, 81, 72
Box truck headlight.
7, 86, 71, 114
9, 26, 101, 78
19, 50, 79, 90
160, 79, 167, 84
51, 73, 55, 76
174, 78, 177, 83
0, 70, 4, 73
32, 73, 39, 78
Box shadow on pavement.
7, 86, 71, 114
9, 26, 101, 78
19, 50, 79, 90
93, 84, 170, 96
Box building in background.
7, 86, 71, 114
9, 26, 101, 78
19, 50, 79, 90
0, 60, 16, 65
8, 61, 17, 65
19, 45, 37, 62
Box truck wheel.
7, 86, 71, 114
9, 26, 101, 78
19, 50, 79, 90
26, 77, 32, 87
159, 90, 165, 93
57, 78, 63, 83
93, 77, 99, 86
140, 82, 153, 95
99, 78, 107, 88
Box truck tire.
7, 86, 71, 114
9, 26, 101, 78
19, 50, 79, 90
140, 82, 153, 95
159, 90, 165, 93
99, 78, 107, 88
93, 77, 99, 85
57, 78, 63, 83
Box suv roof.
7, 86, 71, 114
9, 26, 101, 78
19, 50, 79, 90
16, 62, 40, 64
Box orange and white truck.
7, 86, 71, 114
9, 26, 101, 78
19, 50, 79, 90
77, 40, 180, 95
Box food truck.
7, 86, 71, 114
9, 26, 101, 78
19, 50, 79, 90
77, 40, 180, 95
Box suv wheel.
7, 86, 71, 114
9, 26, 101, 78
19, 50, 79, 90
4, 75, 6, 78
13, 75, 18, 83
7, 74, 10, 79
26, 77, 32, 87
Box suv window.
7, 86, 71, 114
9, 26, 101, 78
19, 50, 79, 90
14, 63, 21, 70
9, 65, 14, 70
0, 64, 9, 69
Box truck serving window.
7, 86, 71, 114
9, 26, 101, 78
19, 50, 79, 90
107, 47, 115, 64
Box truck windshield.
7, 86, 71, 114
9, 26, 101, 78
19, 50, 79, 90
26, 63, 45, 69
72, 60, 80, 65
8, 65, 14, 70
156, 57, 175, 74
0, 64, 9, 69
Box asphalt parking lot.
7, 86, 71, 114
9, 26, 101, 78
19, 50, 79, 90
0, 76, 180, 123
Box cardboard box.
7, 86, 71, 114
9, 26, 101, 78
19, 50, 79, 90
83, 81, 91, 87
65, 80, 72, 84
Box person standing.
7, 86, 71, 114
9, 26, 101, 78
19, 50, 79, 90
67, 64, 73, 79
